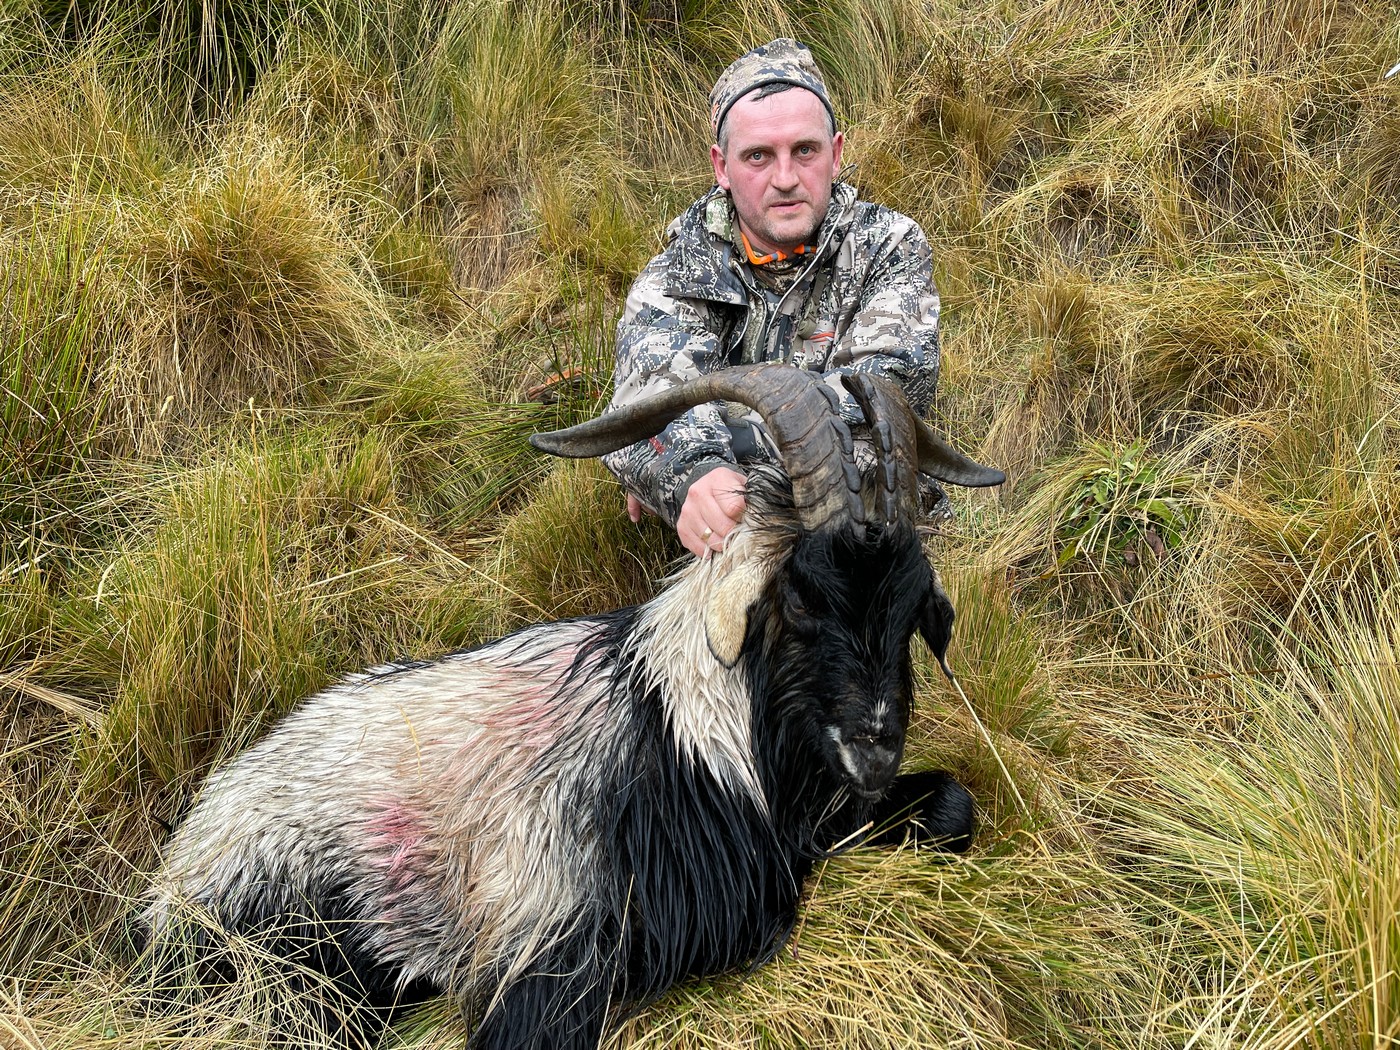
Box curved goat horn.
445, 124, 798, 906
840, 373, 921, 527
841, 373, 1006, 525
530, 363, 864, 531
912, 422, 1006, 489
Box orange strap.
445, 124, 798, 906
741, 230, 813, 266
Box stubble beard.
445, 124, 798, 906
743, 189, 830, 255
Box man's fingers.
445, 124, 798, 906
713, 486, 746, 521
680, 509, 727, 558
626, 493, 660, 522
680, 525, 710, 559
695, 468, 748, 526
678, 515, 721, 559
677, 466, 748, 558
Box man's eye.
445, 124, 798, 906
748, 151, 765, 162
798, 145, 813, 156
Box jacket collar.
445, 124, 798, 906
662, 182, 858, 304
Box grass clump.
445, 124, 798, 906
1095, 587, 1400, 1047
107, 136, 381, 449
483, 458, 676, 628
618, 846, 1154, 1049
0, 56, 173, 204
1, 208, 112, 555
58, 426, 495, 789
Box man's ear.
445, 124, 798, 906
918, 570, 955, 679
710, 142, 730, 190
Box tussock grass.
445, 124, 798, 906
55, 425, 505, 789
1085, 584, 1400, 1047
107, 135, 382, 449
483, 459, 676, 627
335, 341, 559, 529
1, 206, 111, 552
618, 846, 1154, 1049
6, 0, 1400, 1045
941, 565, 1066, 757
0, 57, 172, 203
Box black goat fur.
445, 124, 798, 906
140, 476, 975, 1050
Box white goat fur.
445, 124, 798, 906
146, 515, 790, 1002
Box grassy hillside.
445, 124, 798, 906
3, 0, 1400, 1045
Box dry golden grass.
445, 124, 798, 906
5, 0, 1400, 1045
103, 136, 382, 451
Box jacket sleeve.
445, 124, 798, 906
819, 217, 940, 422
600, 257, 737, 526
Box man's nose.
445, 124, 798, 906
771, 154, 799, 190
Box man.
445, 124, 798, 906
602, 38, 944, 557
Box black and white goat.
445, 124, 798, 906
141, 363, 1005, 1049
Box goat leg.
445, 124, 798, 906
468, 927, 616, 1050
864, 769, 975, 853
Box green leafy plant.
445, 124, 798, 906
1056, 440, 1193, 569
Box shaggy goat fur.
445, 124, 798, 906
142, 467, 974, 1048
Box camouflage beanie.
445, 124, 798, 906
709, 38, 835, 141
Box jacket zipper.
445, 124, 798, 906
763, 193, 849, 362
726, 186, 854, 362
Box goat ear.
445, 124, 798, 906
919, 571, 956, 679
703, 562, 767, 668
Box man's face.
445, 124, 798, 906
710, 87, 844, 257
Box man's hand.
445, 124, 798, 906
677, 467, 747, 558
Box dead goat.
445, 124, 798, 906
141, 363, 1005, 1049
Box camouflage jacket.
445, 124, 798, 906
601, 181, 941, 525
